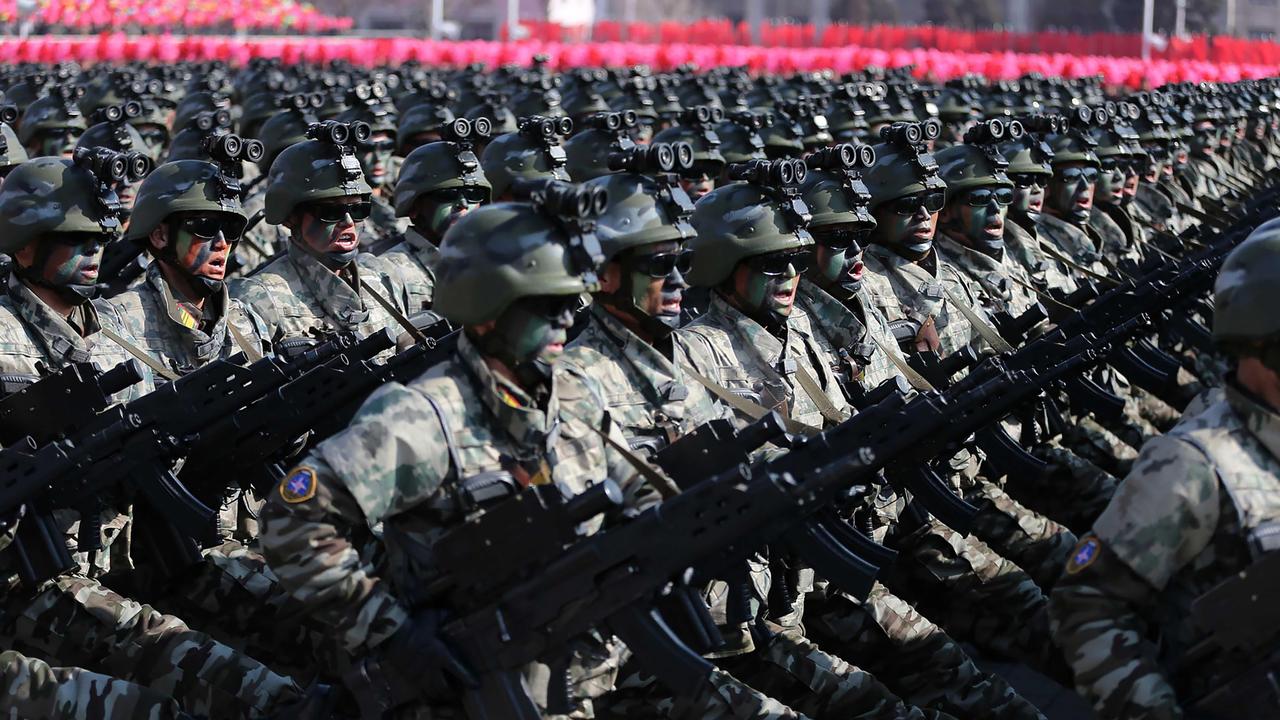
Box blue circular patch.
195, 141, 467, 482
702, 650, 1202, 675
279, 466, 318, 504
1066, 536, 1101, 575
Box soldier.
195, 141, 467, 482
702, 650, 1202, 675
18, 90, 87, 158
1087, 118, 1150, 270
260, 187, 788, 718
231, 121, 413, 354
0, 117, 29, 183
235, 103, 312, 275
337, 90, 408, 245
673, 161, 961, 720
795, 145, 1048, 719
1036, 127, 1111, 279
380, 123, 492, 315
997, 123, 1079, 296
0, 156, 313, 720
1050, 227, 1280, 720
652, 106, 728, 201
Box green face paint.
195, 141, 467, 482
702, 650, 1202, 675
32, 234, 108, 287
955, 200, 1007, 257
731, 262, 800, 326
485, 295, 578, 386
1046, 165, 1095, 224
813, 243, 847, 286
1095, 165, 1125, 206
416, 191, 481, 242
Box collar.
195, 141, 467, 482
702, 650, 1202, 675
146, 263, 231, 362
796, 278, 869, 349
457, 332, 560, 452
708, 292, 786, 368
588, 303, 684, 406
402, 227, 442, 269
7, 274, 99, 364
1225, 378, 1280, 461
286, 240, 370, 327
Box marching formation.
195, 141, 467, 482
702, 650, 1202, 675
0, 58, 1276, 720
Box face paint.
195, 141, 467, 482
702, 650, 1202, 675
729, 253, 802, 327
1046, 164, 1096, 224
414, 188, 484, 242
485, 294, 578, 386
813, 242, 847, 286
22, 233, 110, 298
38, 129, 80, 158
295, 199, 362, 265
1095, 161, 1125, 206
359, 132, 395, 188
948, 194, 1007, 257
173, 225, 230, 280
679, 174, 714, 202
871, 202, 937, 261
615, 241, 688, 333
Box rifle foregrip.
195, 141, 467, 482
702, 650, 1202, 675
889, 464, 978, 536
785, 519, 878, 601
607, 604, 712, 697
459, 670, 542, 720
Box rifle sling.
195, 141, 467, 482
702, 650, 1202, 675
1035, 239, 1122, 288
866, 333, 935, 391
583, 417, 681, 501
359, 277, 430, 347
941, 287, 1015, 354
791, 363, 849, 426
226, 320, 264, 363
98, 326, 180, 382
680, 364, 821, 437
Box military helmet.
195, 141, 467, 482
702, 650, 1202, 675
564, 117, 637, 182
715, 114, 770, 164
687, 178, 814, 287
652, 121, 726, 178
1046, 132, 1101, 167
480, 122, 572, 198
1214, 222, 1280, 344
397, 102, 456, 153
337, 104, 398, 137
934, 144, 1013, 196
171, 92, 230, 135
998, 134, 1054, 177
433, 202, 601, 325
240, 92, 285, 138
393, 140, 492, 217
0, 156, 125, 253
264, 138, 373, 225
257, 111, 310, 172
77, 120, 153, 159
125, 159, 249, 243
0, 123, 29, 171
584, 172, 696, 261
799, 144, 878, 230
18, 94, 88, 145
864, 135, 948, 210
757, 115, 805, 159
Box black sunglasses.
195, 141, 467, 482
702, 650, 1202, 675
303, 200, 373, 224
890, 190, 946, 216
522, 294, 581, 320
175, 215, 245, 240
963, 187, 1014, 207
1008, 172, 1047, 188
813, 226, 869, 252
1058, 166, 1100, 184
431, 187, 488, 205
362, 138, 396, 153
747, 248, 811, 277
629, 248, 695, 279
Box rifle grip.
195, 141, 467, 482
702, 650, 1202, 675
606, 604, 712, 698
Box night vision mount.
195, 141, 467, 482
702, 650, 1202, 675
727, 158, 813, 228
306, 120, 371, 184
879, 119, 942, 176
72, 146, 153, 230
509, 178, 608, 284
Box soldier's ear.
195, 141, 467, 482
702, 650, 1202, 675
148, 224, 168, 253
598, 260, 622, 293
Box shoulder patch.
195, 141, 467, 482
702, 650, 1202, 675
1065, 536, 1102, 574
279, 466, 318, 504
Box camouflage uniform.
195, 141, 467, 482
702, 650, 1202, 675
261, 333, 673, 718
360, 192, 408, 249
674, 293, 946, 720
379, 226, 440, 316
233, 189, 289, 275
858, 243, 1076, 591
1088, 204, 1146, 269
231, 242, 410, 354
1050, 382, 1280, 719
0, 650, 186, 720
1002, 217, 1079, 296
1037, 211, 1111, 278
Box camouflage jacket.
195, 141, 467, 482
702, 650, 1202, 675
860, 243, 990, 357
231, 241, 410, 353
1133, 183, 1181, 235
934, 234, 1040, 318
261, 333, 657, 716
673, 292, 851, 431
379, 227, 440, 316
1089, 204, 1147, 269
560, 304, 726, 456
360, 193, 408, 250
1050, 381, 1280, 719
0, 275, 155, 579
795, 279, 907, 393
1003, 216, 1078, 295
108, 263, 271, 378
1038, 211, 1111, 279
233, 187, 289, 277
1185, 155, 1226, 199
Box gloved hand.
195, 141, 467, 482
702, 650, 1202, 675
341, 608, 477, 716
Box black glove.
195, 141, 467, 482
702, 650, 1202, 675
342, 609, 477, 716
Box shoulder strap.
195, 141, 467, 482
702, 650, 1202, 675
583, 413, 681, 500
98, 325, 180, 382
680, 362, 821, 436
418, 386, 463, 488
791, 362, 849, 425
225, 317, 264, 363
940, 286, 1015, 354
359, 276, 429, 346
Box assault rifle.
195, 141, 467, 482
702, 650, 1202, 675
179, 325, 458, 497
415, 332, 1120, 719
0, 332, 364, 586
0, 360, 145, 445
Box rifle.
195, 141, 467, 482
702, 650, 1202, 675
179, 327, 457, 497
0, 360, 145, 445
0, 333, 358, 586
416, 333, 1117, 720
